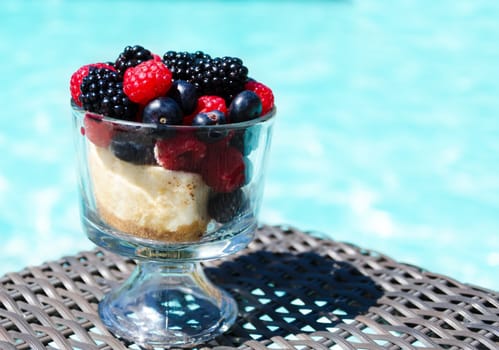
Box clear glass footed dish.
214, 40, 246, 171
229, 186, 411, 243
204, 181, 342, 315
72, 104, 276, 347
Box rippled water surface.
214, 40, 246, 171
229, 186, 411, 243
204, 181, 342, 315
0, 0, 498, 290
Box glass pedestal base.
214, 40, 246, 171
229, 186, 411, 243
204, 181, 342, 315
98, 260, 237, 347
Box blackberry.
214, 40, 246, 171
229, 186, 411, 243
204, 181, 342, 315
208, 189, 247, 223
163, 51, 249, 102
162, 50, 211, 81
190, 56, 249, 102
80, 67, 137, 120
114, 45, 154, 77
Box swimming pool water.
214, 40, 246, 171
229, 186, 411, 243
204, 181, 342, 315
0, 0, 498, 290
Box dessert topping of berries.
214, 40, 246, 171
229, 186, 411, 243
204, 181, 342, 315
123, 60, 173, 105
71, 46, 274, 125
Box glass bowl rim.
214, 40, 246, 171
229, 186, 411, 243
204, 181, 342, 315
72, 101, 276, 131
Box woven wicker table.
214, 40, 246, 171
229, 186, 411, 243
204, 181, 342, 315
0, 225, 498, 350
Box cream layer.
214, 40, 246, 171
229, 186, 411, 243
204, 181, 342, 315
88, 143, 210, 242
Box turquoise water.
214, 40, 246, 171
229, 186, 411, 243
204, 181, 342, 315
0, 0, 498, 290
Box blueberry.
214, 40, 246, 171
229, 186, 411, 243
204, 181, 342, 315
110, 132, 156, 165
167, 80, 198, 115
229, 126, 261, 156
228, 90, 262, 123
192, 110, 226, 126
229, 131, 246, 154
142, 97, 183, 126
208, 189, 247, 223
192, 110, 228, 143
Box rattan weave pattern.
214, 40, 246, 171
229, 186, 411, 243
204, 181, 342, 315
0, 225, 497, 350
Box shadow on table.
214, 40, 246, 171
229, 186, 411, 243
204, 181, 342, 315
205, 250, 383, 346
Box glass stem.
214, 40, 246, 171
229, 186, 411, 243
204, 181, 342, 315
98, 259, 237, 347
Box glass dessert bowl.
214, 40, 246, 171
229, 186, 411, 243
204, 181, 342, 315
72, 104, 275, 347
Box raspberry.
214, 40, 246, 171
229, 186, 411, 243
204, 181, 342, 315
123, 60, 173, 105
114, 45, 154, 77
152, 53, 163, 62
83, 114, 114, 148
201, 143, 245, 193
184, 95, 227, 125
70, 63, 115, 107
244, 81, 274, 115
154, 133, 207, 172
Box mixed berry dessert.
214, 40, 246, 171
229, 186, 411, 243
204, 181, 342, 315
70, 45, 275, 242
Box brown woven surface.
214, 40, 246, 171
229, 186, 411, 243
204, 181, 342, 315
0, 225, 498, 350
